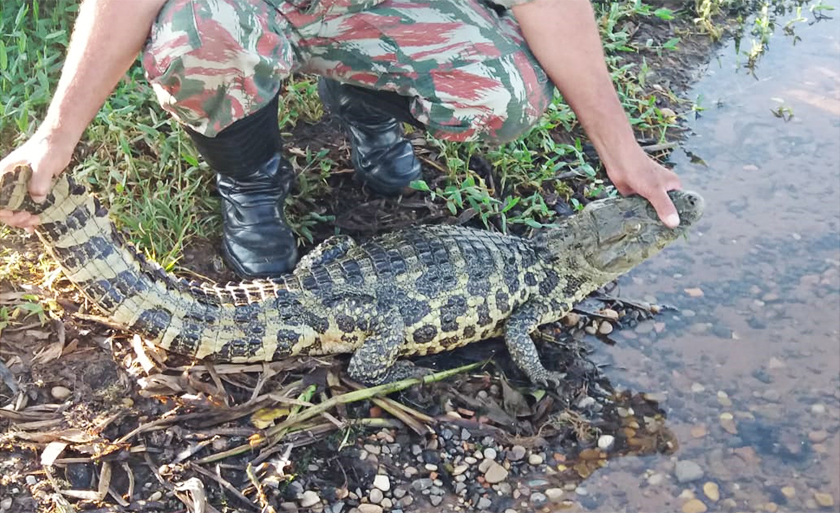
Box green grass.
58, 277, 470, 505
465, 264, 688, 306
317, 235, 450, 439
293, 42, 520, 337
0, 0, 819, 282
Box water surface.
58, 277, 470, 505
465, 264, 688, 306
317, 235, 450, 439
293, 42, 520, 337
578, 7, 840, 513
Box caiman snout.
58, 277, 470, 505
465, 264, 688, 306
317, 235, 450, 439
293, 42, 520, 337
669, 189, 705, 228
581, 189, 705, 275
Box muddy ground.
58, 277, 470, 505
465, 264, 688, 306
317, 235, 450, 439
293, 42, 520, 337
1, 7, 744, 513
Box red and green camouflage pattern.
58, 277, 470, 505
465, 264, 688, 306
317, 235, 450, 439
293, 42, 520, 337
142, 0, 555, 142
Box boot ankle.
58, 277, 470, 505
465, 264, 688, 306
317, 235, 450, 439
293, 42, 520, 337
319, 79, 422, 196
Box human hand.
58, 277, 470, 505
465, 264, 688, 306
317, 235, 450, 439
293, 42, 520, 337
605, 147, 683, 228
0, 132, 75, 231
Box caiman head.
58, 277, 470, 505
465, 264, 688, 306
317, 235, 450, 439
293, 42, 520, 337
537, 190, 704, 280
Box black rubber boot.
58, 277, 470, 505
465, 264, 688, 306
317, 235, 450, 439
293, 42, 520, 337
318, 78, 423, 196
186, 95, 298, 279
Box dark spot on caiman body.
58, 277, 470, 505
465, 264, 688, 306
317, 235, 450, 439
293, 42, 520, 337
477, 303, 493, 327
274, 329, 302, 354
131, 308, 172, 340
39, 202, 90, 242
233, 304, 261, 323
336, 314, 355, 333
463, 325, 476, 338
393, 292, 432, 325
413, 324, 438, 344
524, 271, 537, 287
539, 268, 561, 295
168, 320, 203, 356
218, 339, 264, 360
441, 312, 458, 333
562, 275, 586, 297
495, 290, 511, 313
52, 235, 115, 270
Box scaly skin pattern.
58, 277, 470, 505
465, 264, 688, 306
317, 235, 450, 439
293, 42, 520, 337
0, 167, 704, 386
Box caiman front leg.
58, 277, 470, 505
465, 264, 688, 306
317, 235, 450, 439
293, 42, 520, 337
504, 299, 568, 388
348, 313, 428, 386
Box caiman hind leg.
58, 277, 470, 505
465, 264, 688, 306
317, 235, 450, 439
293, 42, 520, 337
504, 299, 568, 388
347, 314, 429, 386
297, 235, 357, 269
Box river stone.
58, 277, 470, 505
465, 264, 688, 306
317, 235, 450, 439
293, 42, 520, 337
531, 492, 547, 504
814, 492, 835, 507
358, 505, 382, 513
597, 435, 615, 451
808, 430, 828, 443
369, 489, 383, 504
528, 454, 544, 466
50, 386, 71, 401
477, 497, 492, 510
412, 478, 433, 491
300, 491, 320, 508
430, 496, 443, 506
681, 499, 707, 513
675, 460, 704, 483
545, 488, 564, 501
372, 475, 390, 492
508, 445, 527, 461
702, 482, 720, 502
484, 462, 508, 484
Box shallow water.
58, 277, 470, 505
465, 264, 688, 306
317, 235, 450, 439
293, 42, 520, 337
572, 7, 840, 513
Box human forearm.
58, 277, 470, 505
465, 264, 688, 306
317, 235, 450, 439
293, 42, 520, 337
40, 0, 167, 148
513, 0, 637, 169
513, 0, 683, 227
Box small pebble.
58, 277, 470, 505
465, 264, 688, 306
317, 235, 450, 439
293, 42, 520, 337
597, 435, 615, 451
531, 492, 547, 504
483, 448, 497, 460
767, 357, 785, 369
0, 498, 12, 510
814, 492, 835, 507
380, 499, 392, 509
599, 321, 613, 335
25, 476, 37, 486
545, 488, 564, 501
675, 460, 704, 483
681, 499, 708, 513
300, 491, 321, 508
508, 445, 527, 461
577, 396, 596, 409
703, 482, 720, 502
452, 464, 469, 476
358, 505, 383, 513
50, 386, 71, 401
429, 496, 443, 506
691, 383, 706, 393
373, 475, 391, 492
647, 473, 665, 486
369, 489, 383, 504
477, 498, 492, 510
528, 454, 544, 466
811, 404, 827, 415
691, 425, 708, 438
149, 491, 163, 501
781, 486, 796, 499
575, 487, 588, 496
808, 430, 828, 443
484, 462, 508, 484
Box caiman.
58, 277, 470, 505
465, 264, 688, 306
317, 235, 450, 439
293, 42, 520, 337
0, 166, 704, 387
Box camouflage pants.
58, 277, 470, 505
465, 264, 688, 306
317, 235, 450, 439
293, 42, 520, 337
142, 0, 555, 143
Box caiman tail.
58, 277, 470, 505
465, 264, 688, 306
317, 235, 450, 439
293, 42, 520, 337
0, 166, 285, 361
